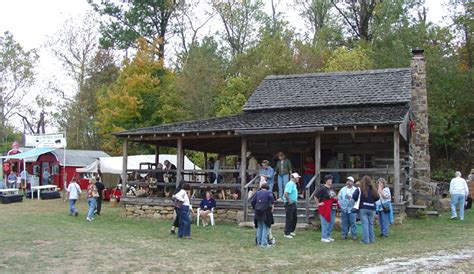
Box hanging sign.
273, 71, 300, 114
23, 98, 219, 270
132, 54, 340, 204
25, 133, 67, 148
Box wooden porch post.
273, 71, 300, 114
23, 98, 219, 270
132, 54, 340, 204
394, 131, 401, 203
203, 152, 208, 182
176, 137, 183, 186
240, 137, 248, 195
155, 144, 160, 165
121, 139, 128, 195
314, 134, 321, 188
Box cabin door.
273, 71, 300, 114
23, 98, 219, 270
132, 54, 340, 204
41, 162, 50, 185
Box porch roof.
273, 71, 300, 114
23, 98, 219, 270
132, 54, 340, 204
116, 104, 409, 137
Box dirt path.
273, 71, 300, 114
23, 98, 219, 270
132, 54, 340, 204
351, 247, 474, 272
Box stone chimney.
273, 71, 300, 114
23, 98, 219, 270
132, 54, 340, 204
410, 49, 431, 184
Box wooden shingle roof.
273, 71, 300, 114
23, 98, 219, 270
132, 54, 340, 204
243, 68, 411, 111
116, 104, 409, 136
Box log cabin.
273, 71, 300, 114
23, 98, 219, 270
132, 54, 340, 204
115, 49, 430, 224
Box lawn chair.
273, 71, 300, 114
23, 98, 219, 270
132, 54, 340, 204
196, 207, 215, 226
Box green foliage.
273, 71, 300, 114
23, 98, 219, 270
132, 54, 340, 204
215, 76, 249, 117
62, 50, 119, 150
324, 45, 374, 72
211, 0, 267, 56
96, 38, 184, 154
431, 169, 457, 182
176, 37, 227, 119
88, 0, 180, 58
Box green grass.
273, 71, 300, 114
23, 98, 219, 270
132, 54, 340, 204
0, 198, 472, 272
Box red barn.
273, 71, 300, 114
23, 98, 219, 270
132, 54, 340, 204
15, 148, 109, 190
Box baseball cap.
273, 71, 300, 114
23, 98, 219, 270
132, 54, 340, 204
291, 172, 301, 178
347, 176, 355, 182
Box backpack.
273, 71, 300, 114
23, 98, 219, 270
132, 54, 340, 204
253, 190, 270, 214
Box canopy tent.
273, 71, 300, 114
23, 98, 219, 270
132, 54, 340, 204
76, 154, 200, 176
76, 159, 100, 173
0, 148, 55, 160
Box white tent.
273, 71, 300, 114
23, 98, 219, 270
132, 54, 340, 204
76, 154, 200, 177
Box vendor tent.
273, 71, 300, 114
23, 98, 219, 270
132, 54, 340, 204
1, 147, 55, 160
101, 154, 198, 174
76, 154, 201, 186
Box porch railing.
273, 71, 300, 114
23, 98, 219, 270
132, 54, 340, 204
243, 176, 260, 222
304, 174, 319, 224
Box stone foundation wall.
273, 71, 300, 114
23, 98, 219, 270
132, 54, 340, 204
123, 204, 242, 222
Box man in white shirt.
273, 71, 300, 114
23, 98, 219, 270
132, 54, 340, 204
449, 171, 469, 221
67, 179, 82, 217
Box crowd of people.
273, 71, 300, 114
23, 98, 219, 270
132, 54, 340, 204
251, 173, 396, 247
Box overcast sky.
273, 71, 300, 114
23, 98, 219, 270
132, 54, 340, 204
0, 0, 450, 131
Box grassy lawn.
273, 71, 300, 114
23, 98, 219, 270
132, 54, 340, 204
0, 198, 472, 272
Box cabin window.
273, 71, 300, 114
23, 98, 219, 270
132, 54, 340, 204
52, 165, 60, 175
33, 165, 40, 175
349, 154, 373, 168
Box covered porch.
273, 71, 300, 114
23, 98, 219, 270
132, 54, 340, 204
118, 124, 408, 223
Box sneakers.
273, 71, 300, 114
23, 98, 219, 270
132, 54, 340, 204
290, 232, 296, 237
450, 216, 457, 220
86, 217, 92, 222
284, 234, 293, 239
328, 238, 335, 242
277, 198, 283, 202
321, 238, 331, 243
74, 212, 78, 217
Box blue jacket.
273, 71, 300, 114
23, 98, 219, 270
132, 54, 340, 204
200, 198, 216, 211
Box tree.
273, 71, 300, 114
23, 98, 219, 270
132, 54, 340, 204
176, 37, 227, 119
329, 0, 380, 41
174, 0, 216, 58
0, 31, 38, 143
48, 12, 99, 92
323, 45, 374, 72
96, 38, 184, 154
89, 0, 181, 59
60, 50, 119, 150
16, 94, 52, 135
215, 76, 249, 117
294, 0, 342, 46
211, 0, 267, 56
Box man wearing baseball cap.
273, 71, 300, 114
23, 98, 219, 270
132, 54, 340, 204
283, 173, 300, 239
338, 176, 358, 240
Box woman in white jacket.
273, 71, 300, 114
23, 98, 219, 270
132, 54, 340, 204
450, 171, 469, 221
173, 183, 192, 238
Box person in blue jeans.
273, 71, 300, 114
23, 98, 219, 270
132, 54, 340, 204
377, 178, 392, 237
173, 183, 192, 239
338, 176, 358, 240
86, 178, 98, 222
67, 178, 82, 217
252, 183, 275, 248
449, 171, 469, 221
275, 152, 292, 201
353, 176, 379, 244
315, 175, 338, 243
259, 160, 275, 192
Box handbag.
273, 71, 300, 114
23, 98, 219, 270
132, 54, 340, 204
381, 202, 391, 213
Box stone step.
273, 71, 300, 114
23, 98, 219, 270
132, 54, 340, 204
238, 222, 311, 230
248, 212, 315, 223
426, 211, 440, 218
